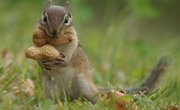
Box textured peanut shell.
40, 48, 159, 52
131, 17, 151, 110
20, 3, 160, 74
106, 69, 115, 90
33, 28, 47, 47
25, 44, 59, 60
33, 27, 73, 47
47, 34, 73, 46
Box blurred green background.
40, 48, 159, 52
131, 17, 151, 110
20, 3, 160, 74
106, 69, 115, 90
0, 0, 179, 109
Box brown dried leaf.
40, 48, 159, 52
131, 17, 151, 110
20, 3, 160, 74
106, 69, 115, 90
2, 49, 14, 67
168, 105, 180, 110
22, 78, 35, 97
106, 90, 138, 110
10, 79, 35, 97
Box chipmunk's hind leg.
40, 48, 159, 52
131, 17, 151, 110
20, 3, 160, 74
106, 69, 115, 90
73, 75, 100, 104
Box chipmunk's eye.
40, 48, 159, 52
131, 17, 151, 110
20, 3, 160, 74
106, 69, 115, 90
41, 11, 48, 24
64, 15, 69, 24
43, 16, 47, 23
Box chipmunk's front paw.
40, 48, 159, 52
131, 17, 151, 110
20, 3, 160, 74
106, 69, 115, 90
41, 53, 65, 70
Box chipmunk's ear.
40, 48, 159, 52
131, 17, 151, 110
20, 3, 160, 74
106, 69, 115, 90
45, 0, 52, 10
65, 1, 71, 17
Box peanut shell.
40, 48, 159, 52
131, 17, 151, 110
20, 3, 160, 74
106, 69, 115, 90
33, 27, 73, 47
33, 28, 47, 47
47, 34, 73, 46
25, 44, 60, 60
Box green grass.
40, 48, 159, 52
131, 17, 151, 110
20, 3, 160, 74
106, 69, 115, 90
0, 1, 179, 110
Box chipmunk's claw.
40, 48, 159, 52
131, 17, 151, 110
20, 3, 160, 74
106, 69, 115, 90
41, 53, 65, 70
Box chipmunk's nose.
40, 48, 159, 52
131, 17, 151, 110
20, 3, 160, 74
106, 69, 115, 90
52, 30, 57, 37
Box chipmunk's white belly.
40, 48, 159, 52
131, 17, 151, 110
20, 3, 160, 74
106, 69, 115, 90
42, 66, 81, 100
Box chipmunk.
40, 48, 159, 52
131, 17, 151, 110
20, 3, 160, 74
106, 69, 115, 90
36, 0, 168, 104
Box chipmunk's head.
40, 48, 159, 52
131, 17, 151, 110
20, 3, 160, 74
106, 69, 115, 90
39, 0, 72, 38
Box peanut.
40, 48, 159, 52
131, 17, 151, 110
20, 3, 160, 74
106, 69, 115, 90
25, 44, 60, 60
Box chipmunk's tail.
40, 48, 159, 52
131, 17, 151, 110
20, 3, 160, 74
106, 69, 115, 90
126, 57, 169, 94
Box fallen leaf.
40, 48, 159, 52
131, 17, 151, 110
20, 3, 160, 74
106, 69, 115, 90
22, 78, 35, 97
2, 49, 14, 67
10, 78, 35, 97
106, 90, 138, 110
167, 105, 180, 110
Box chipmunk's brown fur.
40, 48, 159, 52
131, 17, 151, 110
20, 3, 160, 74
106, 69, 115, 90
36, 0, 168, 104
